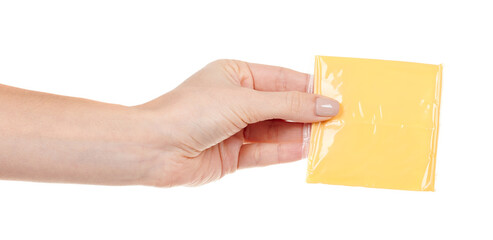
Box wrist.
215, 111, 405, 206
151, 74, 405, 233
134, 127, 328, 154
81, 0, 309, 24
126, 106, 178, 186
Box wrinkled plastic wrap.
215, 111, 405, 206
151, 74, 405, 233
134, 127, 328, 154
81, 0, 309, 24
306, 56, 442, 191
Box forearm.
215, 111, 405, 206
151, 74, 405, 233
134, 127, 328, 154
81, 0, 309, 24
0, 84, 161, 185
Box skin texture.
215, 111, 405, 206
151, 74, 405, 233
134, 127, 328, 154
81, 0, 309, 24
0, 60, 339, 187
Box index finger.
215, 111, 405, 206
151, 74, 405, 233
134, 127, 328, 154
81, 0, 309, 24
242, 62, 310, 92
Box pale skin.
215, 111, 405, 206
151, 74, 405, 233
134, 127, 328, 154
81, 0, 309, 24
0, 60, 339, 187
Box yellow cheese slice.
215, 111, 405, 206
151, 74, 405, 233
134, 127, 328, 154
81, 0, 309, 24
307, 56, 442, 191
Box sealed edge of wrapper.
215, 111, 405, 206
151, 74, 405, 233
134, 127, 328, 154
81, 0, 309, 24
306, 56, 322, 183
417, 63, 442, 191
424, 63, 443, 191
302, 75, 314, 159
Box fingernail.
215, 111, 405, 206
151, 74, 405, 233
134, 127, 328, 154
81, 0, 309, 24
315, 97, 339, 117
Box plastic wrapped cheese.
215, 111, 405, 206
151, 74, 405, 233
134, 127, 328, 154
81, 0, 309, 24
306, 56, 442, 191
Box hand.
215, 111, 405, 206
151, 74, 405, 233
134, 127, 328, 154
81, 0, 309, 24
0, 60, 339, 187
138, 60, 340, 187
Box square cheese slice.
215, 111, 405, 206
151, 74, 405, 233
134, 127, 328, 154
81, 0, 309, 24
307, 56, 442, 191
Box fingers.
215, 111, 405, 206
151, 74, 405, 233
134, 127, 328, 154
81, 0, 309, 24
228, 61, 340, 123
242, 62, 310, 92
244, 120, 304, 143
237, 143, 303, 169
245, 90, 340, 123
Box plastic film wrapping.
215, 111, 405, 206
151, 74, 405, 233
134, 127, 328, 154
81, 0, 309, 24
306, 56, 442, 191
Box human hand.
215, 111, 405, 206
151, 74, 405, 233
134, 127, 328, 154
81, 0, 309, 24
138, 60, 340, 187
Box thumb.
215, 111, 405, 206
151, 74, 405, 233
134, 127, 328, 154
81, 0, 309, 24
247, 90, 340, 123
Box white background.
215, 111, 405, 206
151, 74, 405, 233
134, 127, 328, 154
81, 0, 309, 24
1, 1, 492, 239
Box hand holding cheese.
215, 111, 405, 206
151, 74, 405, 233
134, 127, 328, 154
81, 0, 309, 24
0, 60, 339, 187
135, 60, 340, 186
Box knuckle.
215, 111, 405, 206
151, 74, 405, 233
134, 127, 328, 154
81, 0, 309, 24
207, 59, 232, 70
210, 59, 229, 65
285, 91, 304, 114
209, 59, 243, 80
210, 59, 239, 68
239, 91, 264, 123
275, 67, 288, 91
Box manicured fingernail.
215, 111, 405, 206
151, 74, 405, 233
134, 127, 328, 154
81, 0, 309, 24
315, 97, 339, 117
